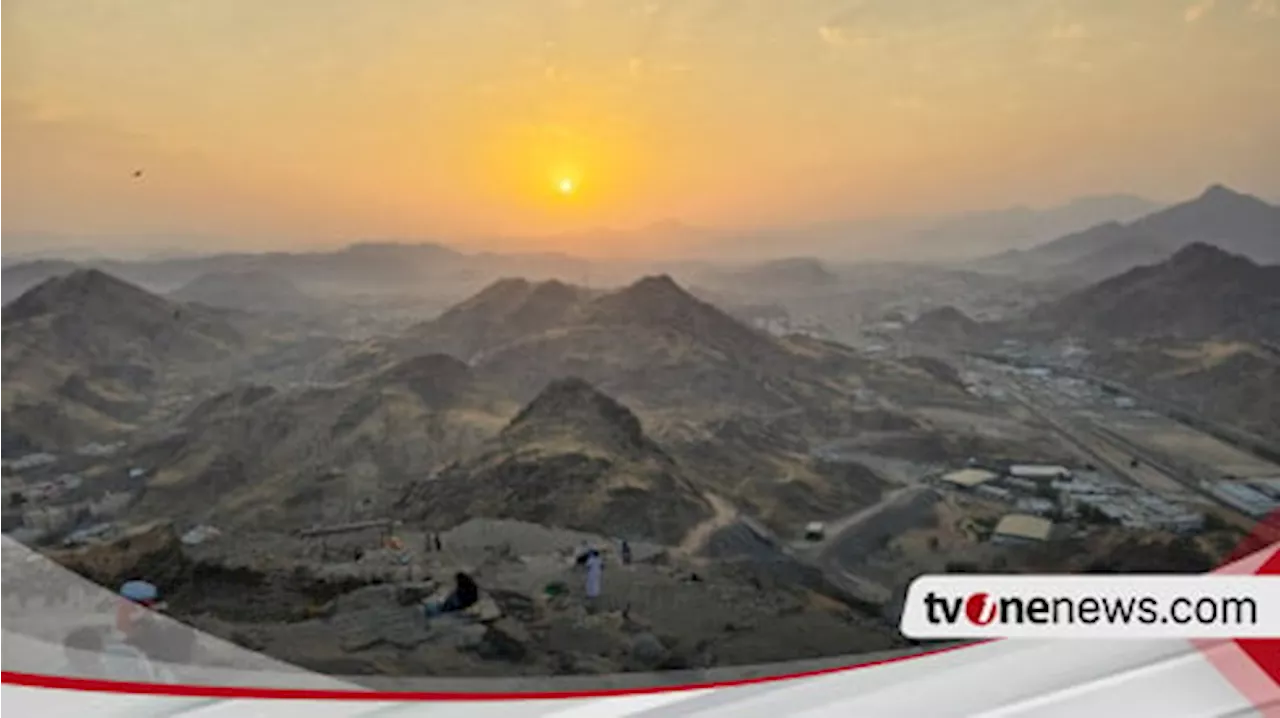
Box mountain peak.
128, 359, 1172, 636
376, 353, 474, 403
5, 268, 162, 322
625, 274, 686, 297
1200, 184, 1243, 200
1167, 242, 1254, 269
503, 377, 650, 452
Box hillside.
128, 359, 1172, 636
169, 270, 314, 314
1026, 243, 1280, 340
403, 278, 596, 361
123, 354, 516, 529
1089, 340, 1280, 443
1, 270, 246, 447
906, 306, 984, 344
397, 378, 714, 545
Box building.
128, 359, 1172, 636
977, 485, 1013, 502
1246, 478, 1280, 501
940, 468, 999, 490
991, 514, 1053, 546
7, 453, 57, 472
1004, 477, 1040, 492
1206, 481, 1280, 518
1016, 498, 1056, 516
1009, 464, 1072, 481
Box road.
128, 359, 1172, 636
812, 484, 938, 602
676, 493, 739, 559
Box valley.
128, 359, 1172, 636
3, 185, 1277, 681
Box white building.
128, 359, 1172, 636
1206, 481, 1279, 518
940, 468, 1000, 490
1010, 465, 1072, 481
992, 514, 1053, 546
1016, 498, 1056, 516
977, 485, 1013, 502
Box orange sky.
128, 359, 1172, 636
3, 0, 1279, 256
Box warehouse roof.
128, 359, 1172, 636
941, 468, 999, 488
993, 514, 1053, 542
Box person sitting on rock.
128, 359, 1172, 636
425, 572, 479, 618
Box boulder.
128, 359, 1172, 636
629, 632, 669, 663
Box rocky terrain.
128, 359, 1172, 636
399, 378, 714, 545
31, 517, 907, 678
1026, 243, 1280, 341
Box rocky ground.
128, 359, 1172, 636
35, 517, 908, 678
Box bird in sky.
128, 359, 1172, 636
132, 169, 144, 178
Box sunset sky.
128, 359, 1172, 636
4, 0, 1279, 255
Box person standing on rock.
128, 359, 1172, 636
620, 540, 632, 566
585, 549, 604, 604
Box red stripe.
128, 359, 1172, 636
0, 641, 988, 701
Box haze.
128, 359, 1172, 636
4, 0, 1279, 257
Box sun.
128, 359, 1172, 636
557, 177, 576, 195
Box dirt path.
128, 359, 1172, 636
677, 493, 739, 557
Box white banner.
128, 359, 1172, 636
900, 575, 1280, 639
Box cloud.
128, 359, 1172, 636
1250, 0, 1279, 18
1184, 0, 1215, 23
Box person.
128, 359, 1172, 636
112, 580, 178, 683
585, 550, 603, 601
620, 540, 632, 566
424, 572, 479, 618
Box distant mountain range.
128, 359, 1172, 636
979, 185, 1280, 279
168, 270, 314, 314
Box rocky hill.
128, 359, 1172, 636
2, 270, 246, 448
1026, 243, 1280, 340
906, 306, 985, 344
397, 378, 714, 545
404, 278, 596, 362
122, 354, 516, 530
169, 270, 315, 314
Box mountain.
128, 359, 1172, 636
169, 270, 314, 314
402, 278, 596, 361
906, 306, 984, 344
1026, 243, 1280, 340
397, 378, 714, 544
3, 270, 243, 384
362, 274, 824, 416
1, 270, 246, 448
988, 185, 1280, 278
124, 354, 515, 529
711, 258, 840, 290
